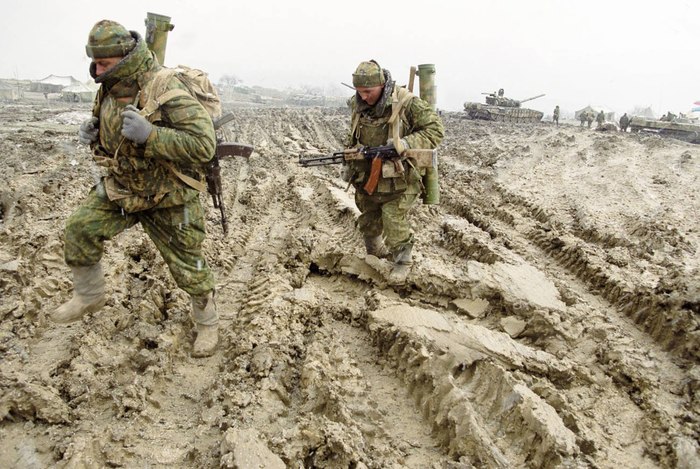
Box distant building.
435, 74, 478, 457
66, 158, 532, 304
575, 105, 615, 122
61, 82, 97, 103
30, 75, 81, 94
629, 106, 656, 119
0, 81, 20, 101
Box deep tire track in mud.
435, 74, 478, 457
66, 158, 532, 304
0, 105, 698, 468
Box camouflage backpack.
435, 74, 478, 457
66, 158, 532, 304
139, 65, 222, 123
137, 65, 223, 192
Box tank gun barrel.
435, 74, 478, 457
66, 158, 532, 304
519, 94, 545, 104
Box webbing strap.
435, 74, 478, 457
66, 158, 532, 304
140, 88, 190, 118
388, 87, 414, 154
161, 161, 207, 192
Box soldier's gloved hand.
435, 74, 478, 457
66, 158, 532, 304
121, 105, 152, 144
340, 163, 353, 182
78, 117, 99, 145
387, 137, 410, 152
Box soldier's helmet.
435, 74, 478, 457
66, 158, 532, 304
85, 20, 136, 58
352, 60, 385, 88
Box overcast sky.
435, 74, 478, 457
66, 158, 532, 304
1, 0, 697, 115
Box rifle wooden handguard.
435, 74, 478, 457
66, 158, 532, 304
363, 156, 383, 195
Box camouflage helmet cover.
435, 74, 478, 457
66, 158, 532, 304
85, 20, 136, 58
352, 60, 386, 88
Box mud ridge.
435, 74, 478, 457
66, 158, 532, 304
367, 307, 585, 468
528, 225, 699, 360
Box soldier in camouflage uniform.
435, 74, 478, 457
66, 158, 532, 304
596, 110, 605, 128
52, 20, 219, 357
553, 105, 560, 126
619, 113, 630, 132
344, 60, 444, 285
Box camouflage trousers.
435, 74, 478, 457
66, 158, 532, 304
64, 184, 215, 296
354, 189, 418, 255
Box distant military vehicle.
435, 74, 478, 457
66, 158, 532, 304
464, 90, 545, 123
629, 116, 700, 144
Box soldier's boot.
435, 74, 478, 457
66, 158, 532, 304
364, 235, 390, 259
388, 244, 413, 286
51, 264, 106, 323
191, 290, 219, 358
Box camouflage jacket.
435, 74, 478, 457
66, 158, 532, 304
345, 78, 444, 194
90, 33, 215, 212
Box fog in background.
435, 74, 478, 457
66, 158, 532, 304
2, 0, 697, 116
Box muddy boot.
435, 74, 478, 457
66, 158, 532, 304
191, 291, 218, 358
364, 235, 390, 259
388, 245, 413, 286
51, 264, 106, 323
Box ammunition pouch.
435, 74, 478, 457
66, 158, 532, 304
381, 158, 405, 178
103, 177, 165, 213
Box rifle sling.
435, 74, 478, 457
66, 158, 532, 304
160, 160, 208, 192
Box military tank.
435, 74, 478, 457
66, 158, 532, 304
628, 116, 700, 144
464, 90, 545, 123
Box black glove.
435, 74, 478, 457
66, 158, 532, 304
121, 105, 153, 144
78, 117, 99, 145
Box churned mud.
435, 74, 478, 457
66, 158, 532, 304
0, 103, 698, 468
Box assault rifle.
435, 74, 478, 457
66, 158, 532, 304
207, 112, 254, 235
298, 145, 436, 195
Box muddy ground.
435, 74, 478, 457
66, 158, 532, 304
0, 102, 698, 468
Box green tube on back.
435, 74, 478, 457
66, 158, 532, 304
417, 64, 439, 204
144, 12, 174, 66
417, 64, 436, 110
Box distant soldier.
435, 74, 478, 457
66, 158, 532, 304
619, 113, 630, 132
496, 88, 505, 105
586, 111, 594, 129
596, 110, 605, 128
579, 111, 587, 127
553, 105, 560, 126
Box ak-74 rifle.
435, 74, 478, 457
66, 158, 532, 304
207, 111, 254, 235
298, 144, 436, 195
